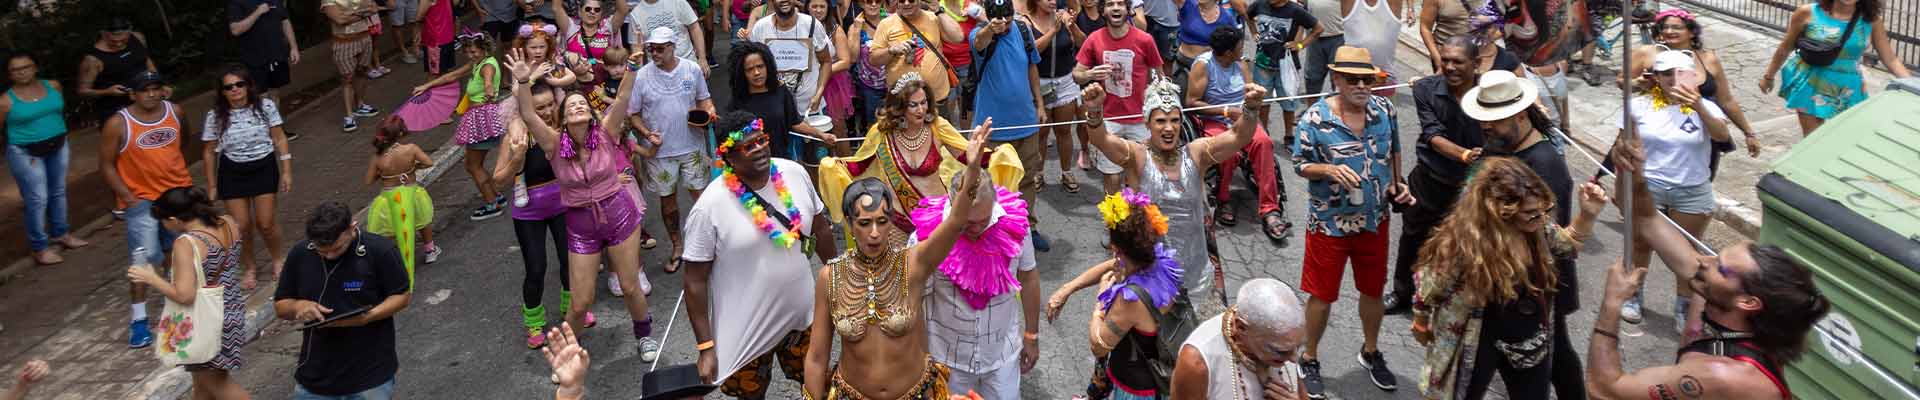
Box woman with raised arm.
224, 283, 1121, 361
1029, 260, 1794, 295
802, 121, 995, 400
506, 47, 664, 363
817, 72, 1023, 232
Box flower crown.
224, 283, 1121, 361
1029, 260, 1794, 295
713, 118, 764, 167
891, 72, 925, 96
518, 23, 559, 38
1654, 8, 1696, 22
1098, 188, 1168, 236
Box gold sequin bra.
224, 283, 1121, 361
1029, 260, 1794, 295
830, 248, 916, 341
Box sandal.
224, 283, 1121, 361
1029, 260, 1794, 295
1060, 173, 1082, 193
664, 256, 682, 274
1215, 202, 1238, 227
638, 231, 658, 249
1262, 211, 1292, 242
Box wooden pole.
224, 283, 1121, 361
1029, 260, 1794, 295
1617, 0, 1638, 266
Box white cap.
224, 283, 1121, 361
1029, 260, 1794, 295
645, 27, 676, 45
1651, 50, 1696, 72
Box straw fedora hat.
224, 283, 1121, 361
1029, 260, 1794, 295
1461, 70, 1538, 122
1327, 46, 1382, 76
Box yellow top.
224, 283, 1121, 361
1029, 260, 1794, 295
817, 117, 1024, 224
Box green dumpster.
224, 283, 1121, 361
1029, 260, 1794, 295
1757, 78, 1920, 399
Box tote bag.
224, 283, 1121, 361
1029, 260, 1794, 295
155, 236, 224, 366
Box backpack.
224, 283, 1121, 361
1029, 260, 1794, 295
1124, 284, 1198, 392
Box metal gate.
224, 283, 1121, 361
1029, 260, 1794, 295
1671, 0, 1920, 72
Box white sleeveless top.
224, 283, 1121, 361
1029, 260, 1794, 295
1341, 0, 1401, 70
1182, 314, 1264, 399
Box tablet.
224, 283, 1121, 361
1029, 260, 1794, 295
298, 306, 372, 330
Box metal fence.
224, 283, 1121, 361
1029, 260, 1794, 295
1670, 0, 1920, 72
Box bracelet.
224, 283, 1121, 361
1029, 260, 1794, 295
1023, 331, 1039, 341
696, 340, 715, 351
279, 154, 293, 161
1592, 328, 1620, 341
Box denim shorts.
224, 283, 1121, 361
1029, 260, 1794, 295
294, 378, 394, 400
124, 199, 177, 266
1647, 180, 1716, 215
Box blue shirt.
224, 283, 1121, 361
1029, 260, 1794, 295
1291, 96, 1400, 237
970, 21, 1041, 141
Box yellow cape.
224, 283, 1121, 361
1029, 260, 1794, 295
817, 117, 1024, 223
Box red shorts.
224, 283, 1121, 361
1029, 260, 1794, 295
1300, 220, 1390, 303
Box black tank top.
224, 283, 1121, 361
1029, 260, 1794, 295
1676, 319, 1791, 399
1699, 71, 1720, 100
89, 38, 151, 90
1076, 12, 1102, 37
523, 143, 558, 186
1037, 19, 1078, 79
1106, 328, 1163, 393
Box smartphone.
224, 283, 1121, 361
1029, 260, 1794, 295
1675, 69, 1704, 91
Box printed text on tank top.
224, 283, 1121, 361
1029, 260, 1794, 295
119, 104, 179, 153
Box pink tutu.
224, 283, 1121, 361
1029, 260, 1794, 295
824, 72, 855, 121
454, 100, 509, 145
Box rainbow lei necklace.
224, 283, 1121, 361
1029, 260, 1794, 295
717, 119, 803, 248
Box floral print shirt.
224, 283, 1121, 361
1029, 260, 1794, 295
1291, 95, 1401, 237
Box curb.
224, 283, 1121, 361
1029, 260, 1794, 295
133, 121, 468, 400
1392, 29, 1765, 239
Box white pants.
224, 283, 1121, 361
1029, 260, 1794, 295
947, 364, 1020, 399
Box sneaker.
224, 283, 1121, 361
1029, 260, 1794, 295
129, 320, 153, 349
424, 243, 442, 264
1382, 293, 1413, 316
1621, 293, 1644, 324
401, 53, 420, 64
1032, 229, 1052, 253
470, 203, 505, 221
493, 194, 508, 208
583, 311, 597, 328
343, 117, 359, 132
608, 274, 625, 297
1358, 351, 1398, 391
366, 68, 387, 79
638, 337, 662, 363
353, 104, 380, 117
635, 270, 652, 296
1299, 358, 1327, 399
527, 328, 548, 349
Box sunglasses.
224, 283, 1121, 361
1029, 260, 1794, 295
222, 81, 250, 91
647, 45, 673, 54
1341, 74, 1377, 86
735, 132, 770, 150
582, 6, 603, 12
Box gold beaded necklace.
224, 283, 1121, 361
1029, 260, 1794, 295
1222, 310, 1252, 400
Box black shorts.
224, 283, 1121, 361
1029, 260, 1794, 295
247, 60, 293, 91
217, 154, 281, 199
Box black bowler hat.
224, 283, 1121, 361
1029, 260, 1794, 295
641, 364, 719, 400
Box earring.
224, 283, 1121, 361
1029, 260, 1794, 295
306, 242, 318, 251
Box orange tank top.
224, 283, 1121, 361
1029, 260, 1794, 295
115, 102, 192, 208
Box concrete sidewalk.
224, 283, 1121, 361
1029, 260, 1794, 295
0, 39, 474, 399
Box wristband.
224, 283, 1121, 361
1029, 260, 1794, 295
696, 340, 715, 351
279, 154, 293, 161
1024, 332, 1039, 341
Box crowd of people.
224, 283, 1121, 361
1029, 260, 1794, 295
0, 0, 1908, 398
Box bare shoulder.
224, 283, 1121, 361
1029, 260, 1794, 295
1669, 355, 1787, 400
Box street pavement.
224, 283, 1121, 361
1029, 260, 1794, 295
0, 16, 1782, 400
217, 37, 1750, 400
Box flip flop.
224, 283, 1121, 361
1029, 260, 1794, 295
1262, 211, 1292, 242
1060, 173, 1081, 193
1215, 203, 1238, 227
664, 256, 682, 274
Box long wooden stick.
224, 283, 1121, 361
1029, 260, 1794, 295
1617, 0, 1638, 267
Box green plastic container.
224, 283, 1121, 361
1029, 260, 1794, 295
1757, 78, 1920, 399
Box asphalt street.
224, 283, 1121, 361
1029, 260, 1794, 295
223, 42, 1746, 399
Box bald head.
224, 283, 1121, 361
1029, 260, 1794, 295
1236, 279, 1305, 334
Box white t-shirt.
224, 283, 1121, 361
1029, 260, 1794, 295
626, 58, 711, 158
1616, 96, 1726, 187
201, 99, 284, 163
625, 0, 700, 61
681, 158, 825, 381
922, 233, 1037, 374
749, 14, 832, 115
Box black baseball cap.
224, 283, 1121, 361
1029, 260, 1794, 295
984, 0, 1015, 18
126, 70, 168, 89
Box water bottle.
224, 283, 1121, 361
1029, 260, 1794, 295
512, 175, 529, 208
131, 246, 151, 269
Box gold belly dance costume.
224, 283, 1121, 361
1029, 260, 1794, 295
823, 247, 950, 400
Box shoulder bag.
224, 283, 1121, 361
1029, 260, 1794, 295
902, 17, 963, 89
1795, 11, 1859, 67
155, 232, 226, 366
